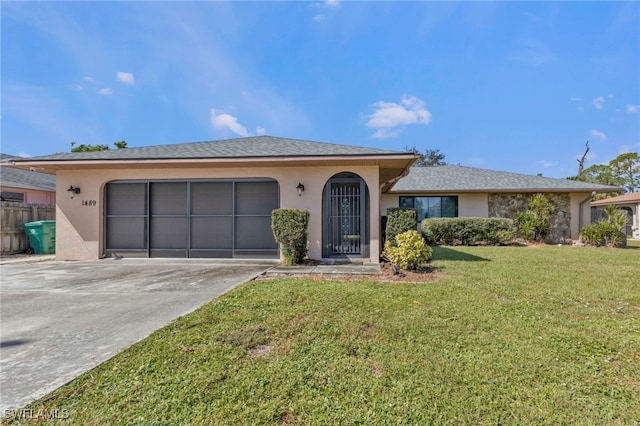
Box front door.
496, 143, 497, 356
323, 174, 367, 258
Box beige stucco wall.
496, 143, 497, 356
55, 165, 380, 262
571, 192, 598, 240
382, 191, 593, 240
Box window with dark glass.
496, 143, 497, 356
398, 196, 458, 221
0, 191, 25, 202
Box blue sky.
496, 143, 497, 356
2, 1, 639, 178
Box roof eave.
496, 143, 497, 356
7, 153, 418, 174
389, 187, 623, 194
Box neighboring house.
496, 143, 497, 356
6, 136, 620, 261
0, 154, 56, 204
591, 192, 640, 239
381, 165, 620, 243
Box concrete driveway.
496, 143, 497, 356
0, 258, 276, 412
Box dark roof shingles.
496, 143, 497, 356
12, 136, 404, 162
0, 166, 56, 191
392, 165, 621, 192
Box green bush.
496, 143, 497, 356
514, 193, 554, 242
271, 209, 310, 264
383, 229, 432, 270
421, 217, 515, 246
386, 208, 417, 247
581, 205, 628, 247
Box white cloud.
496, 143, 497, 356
324, 0, 340, 8
538, 160, 558, 168
592, 96, 605, 110
210, 108, 249, 137
626, 104, 639, 113
256, 126, 266, 136
83, 76, 95, 83
313, 14, 325, 22
364, 95, 432, 139
569, 97, 582, 102
98, 87, 113, 96
116, 72, 135, 86
590, 129, 607, 141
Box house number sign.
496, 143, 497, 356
82, 200, 97, 206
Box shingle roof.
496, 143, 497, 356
9, 136, 406, 162
0, 164, 56, 191
390, 165, 622, 193
591, 192, 640, 206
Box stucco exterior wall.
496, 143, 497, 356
382, 191, 593, 241
55, 165, 380, 262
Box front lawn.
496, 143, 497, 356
8, 245, 639, 425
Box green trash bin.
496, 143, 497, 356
23, 220, 56, 254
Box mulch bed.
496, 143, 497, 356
257, 261, 440, 284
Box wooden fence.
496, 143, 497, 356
1, 202, 56, 254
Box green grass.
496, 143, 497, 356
7, 245, 640, 425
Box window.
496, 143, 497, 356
1, 191, 25, 202
399, 196, 458, 221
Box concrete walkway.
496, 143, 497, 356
268, 262, 381, 275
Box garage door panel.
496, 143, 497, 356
190, 217, 233, 249
150, 249, 188, 258
235, 216, 278, 250
106, 217, 147, 250
236, 182, 279, 215
191, 182, 232, 215
150, 217, 187, 249
107, 183, 146, 215
189, 250, 234, 258
150, 182, 187, 215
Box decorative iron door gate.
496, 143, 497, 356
325, 178, 366, 257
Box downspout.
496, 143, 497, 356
578, 191, 597, 231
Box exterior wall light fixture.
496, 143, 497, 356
296, 182, 305, 196
67, 185, 81, 198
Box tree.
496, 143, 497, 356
404, 145, 447, 167
569, 148, 638, 194
70, 140, 128, 152
576, 141, 590, 179
580, 164, 625, 188
608, 152, 640, 193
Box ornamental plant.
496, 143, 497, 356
580, 204, 628, 247
421, 217, 515, 246
271, 208, 310, 264
383, 229, 432, 270
514, 193, 554, 242
385, 208, 417, 247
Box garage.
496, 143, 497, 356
104, 179, 279, 258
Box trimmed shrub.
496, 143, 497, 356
421, 217, 515, 246
580, 205, 628, 247
383, 229, 432, 270
514, 193, 554, 242
385, 208, 417, 247
271, 208, 310, 264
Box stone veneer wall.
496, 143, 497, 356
488, 193, 572, 243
